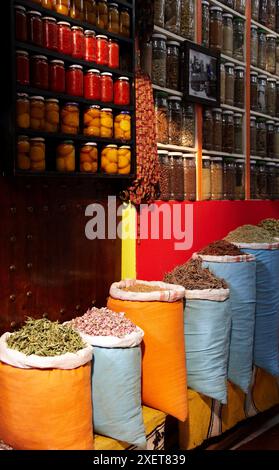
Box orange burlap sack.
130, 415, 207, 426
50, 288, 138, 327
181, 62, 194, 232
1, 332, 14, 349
0, 362, 94, 450
108, 298, 188, 422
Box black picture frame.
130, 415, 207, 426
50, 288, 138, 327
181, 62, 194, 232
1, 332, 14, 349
183, 41, 221, 107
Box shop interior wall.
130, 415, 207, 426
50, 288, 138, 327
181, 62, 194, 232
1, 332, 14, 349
137, 200, 279, 280
0, 177, 121, 335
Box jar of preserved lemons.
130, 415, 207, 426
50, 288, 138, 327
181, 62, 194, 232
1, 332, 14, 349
30, 137, 46, 171
45, 98, 60, 133
100, 107, 113, 138
114, 111, 131, 140
84, 0, 97, 24
16, 93, 30, 129
17, 136, 30, 171
97, 0, 108, 30
70, 0, 84, 20
118, 145, 131, 174
83, 105, 101, 136
61, 102, 79, 134
30, 96, 45, 131
56, 140, 75, 172
101, 144, 118, 174
53, 0, 70, 16
80, 142, 98, 173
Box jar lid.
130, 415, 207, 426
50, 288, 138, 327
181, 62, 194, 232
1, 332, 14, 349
267, 78, 277, 82
169, 152, 183, 156
183, 154, 196, 158
84, 30, 96, 35
17, 50, 29, 56
87, 69, 101, 74
30, 138, 45, 142
72, 26, 84, 31
46, 98, 59, 103
212, 108, 222, 112
152, 34, 167, 39
223, 13, 233, 17
15, 5, 26, 11
266, 120, 275, 124
202, 156, 211, 160
32, 55, 48, 60
167, 41, 180, 46
96, 35, 108, 39
224, 62, 235, 67
105, 144, 118, 148
250, 71, 259, 75
168, 96, 182, 100
27, 10, 42, 16
109, 2, 118, 6
235, 66, 245, 70
17, 93, 29, 99
258, 74, 267, 79
57, 21, 71, 26
158, 150, 169, 155
50, 59, 64, 65
119, 111, 130, 115
234, 113, 243, 118
118, 76, 129, 81
84, 142, 97, 146
211, 157, 223, 161
266, 34, 277, 38
236, 159, 245, 163
30, 96, 45, 101
42, 17, 57, 22
101, 72, 113, 76
209, 6, 223, 11
250, 160, 256, 164
68, 64, 83, 69
119, 146, 131, 149
202, 0, 209, 4
267, 162, 276, 165
250, 116, 257, 120
102, 108, 113, 112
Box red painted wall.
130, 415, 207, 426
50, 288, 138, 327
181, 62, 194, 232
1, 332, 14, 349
136, 201, 279, 280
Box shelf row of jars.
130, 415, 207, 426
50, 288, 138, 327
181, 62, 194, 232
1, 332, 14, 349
154, 92, 195, 147
154, 0, 195, 40
16, 51, 130, 104
203, 108, 243, 154
16, 7, 121, 68
251, 0, 279, 33
250, 159, 279, 200
28, 0, 131, 37
151, 35, 182, 90
218, 1, 246, 14
158, 150, 196, 201
220, 62, 245, 108
16, 94, 131, 140
17, 135, 132, 174
250, 117, 279, 159
250, 27, 279, 74
202, 156, 245, 200
250, 73, 279, 117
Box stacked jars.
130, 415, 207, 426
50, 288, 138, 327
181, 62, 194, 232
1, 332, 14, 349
151, 34, 167, 87
223, 158, 236, 200
168, 96, 182, 145
211, 157, 223, 200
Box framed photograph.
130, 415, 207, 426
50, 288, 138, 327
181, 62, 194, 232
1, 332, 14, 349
183, 41, 221, 107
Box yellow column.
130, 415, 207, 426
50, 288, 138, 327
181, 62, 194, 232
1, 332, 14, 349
121, 203, 137, 279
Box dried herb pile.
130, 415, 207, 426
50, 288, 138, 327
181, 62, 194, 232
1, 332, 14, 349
225, 225, 275, 244
258, 219, 279, 238
164, 258, 228, 290
198, 240, 244, 256
71, 308, 137, 338
122, 284, 166, 293
7, 318, 85, 356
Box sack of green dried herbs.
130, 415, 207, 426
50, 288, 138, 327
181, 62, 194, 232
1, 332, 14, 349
0, 318, 94, 450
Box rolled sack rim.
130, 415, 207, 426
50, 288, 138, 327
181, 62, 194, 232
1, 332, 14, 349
109, 279, 186, 302
192, 252, 256, 263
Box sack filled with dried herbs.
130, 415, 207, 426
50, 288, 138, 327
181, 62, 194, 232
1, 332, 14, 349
258, 218, 279, 239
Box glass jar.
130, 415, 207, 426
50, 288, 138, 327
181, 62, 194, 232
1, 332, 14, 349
54, 0, 70, 16
31, 55, 49, 90
101, 72, 113, 103
225, 62, 235, 106
80, 143, 98, 173
119, 8, 130, 38
56, 141, 75, 173
83, 105, 101, 136
141, 41, 152, 78
168, 96, 182, 145
108, 3, 119, 34
209, 6, 223, 52
66, 64, 83, 96
58, 22, 73, 56
257, 161, 268, 199
158, 150, 171, 201
276, 81, 279, 117
202, 156, 211, 201
108, 40, 119, 69
250, 117, 257, 155
274, 124, 279, 158
259, 0, 268, 25
267, 120, 275, 158
250, 160, 258, 198
100, 108, 113, 138
155, 92, 169, 144
165, 0, 181, 35
267, 0, 276, 30
224, 0, 234, 7
234, 113, 243, 154
202, 1, 210, 48
251, 26, 259, 66
266, 35, 276, 74
29, 138, 46, 172
114, 111, 131, 140
234, 66, 245, 109
118, 146, 131, 175
234, 0, 246, 14
84, 0, 97, 25
97, 0, 108, 30
61, 102, 79, 134
258, 30, 267, 70
258, 75, 267, 113
84, 69, 101, 100
17, 136, 30, 171
212, 108, 222, 152
30, 96, 45, 131
182, 103, 195, 147
275, 163, 279, 199
180, 48, 185, 91
222, 13, 233, 57
256, 119, 267, 157
222, 110, 234, 153
266, 163, 276, 199
16, 50, 30, 86
223, 158, 236, 200
220, 63, 225, 104
17, 94, 30, 129
251, 72, 258, 111
15, 6, 27, 42
27, 11, 43, 47
276, 39, 279, 75
101, 144, 118, 174
45, 98, 60, 133
49, 60, 65, 93
277, 0, 279, 33
252, 0, 260, 21
266, 78, 276, 116
70, 0, 84, 20
169, 152, 184, 201
183, 154, 196, 201
151, 34, 167, 87
72, 26, 85, 60
96, 35, 109, 66
154, 0, 165, 28
85, 30, 97, 62
211, 157, 223, 200
233, 18, 245, 61
235, 159, 245, 200
180, 0, 195, 40
203, 108, 213, 150
166, 41, 180, 90
114, 77, 130, 105
42, 17, 58, 51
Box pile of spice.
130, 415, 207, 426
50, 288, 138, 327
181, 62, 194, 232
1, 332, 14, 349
258, 219, 279, 238
198, 240, 244, 256
121, 283, 167, 293
71, 308, 137, 338
6, 318, 85, 357
225, 225, 275, 244
164, 258, 228, 290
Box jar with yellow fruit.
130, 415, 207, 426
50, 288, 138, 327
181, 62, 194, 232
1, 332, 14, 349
17, 136, 30, 171
61, 102, 79, 134
100, 107, 113, 138
97, 0, 108, 29
41, 0, 53, 9
56, 140, 76, 172
118, 145, 131, 174
101, 144, 118, 174
70, 0, 84, 20
30, 137, 46, 171
114, 111, 131, 140
53, 0, 70, 16
80, 142, 98, 173
16, 94, 30, 129
84, 0, 96, 24
45, 99, 60, 133
30, 96, 45, 131
83, 105, 101, 137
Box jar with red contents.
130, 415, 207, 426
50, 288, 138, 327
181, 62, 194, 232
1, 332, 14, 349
108, 40, 119, 69
72, 26, 85, 60
58, 22, 73, 56
17, 50, 30, 86
42, 17, 58, 51
27, 11, 43, 46
114, 77, 130, 105
31, 55, 49, 90
49, 60, 65, 93
66, 65, 84, 96
96, 35, 109, 66
84, 30, 97, 62
84, 69, 101, 100
15, 5, 27, 42
101, 72, 113, 103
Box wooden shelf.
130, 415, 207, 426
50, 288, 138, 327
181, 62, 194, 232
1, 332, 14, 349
15, 171, 135, 178
250, 110, 279, 122
157, 143, 196, 152
152, 84, 183, 97
210, 0, 246, 20
153, 25, 188, 44
251, 19, 279, 38
203, 150, 245, 159
250, 65, 279, 81
221, 54, 246, 67
221, 103, 245, 113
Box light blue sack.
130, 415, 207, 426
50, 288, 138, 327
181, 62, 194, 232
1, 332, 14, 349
184, 288, 231, 404
197, 254, 256, 393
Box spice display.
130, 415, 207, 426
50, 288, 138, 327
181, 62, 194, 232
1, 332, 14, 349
180, 0, 195, 40
210, 6, 223, 52
114, 111, 131, 140
258, 30, 267, 70
164, 258, 228, 290
234, 67, 245, 109
267, 120, 275, 158
83, 105, 100, 137
31, 55, 49, 90
166, 41, 180, 90
16, 94, 30, 129
15, 6, 27, 42
250, 117, 257, 155
168, 96, 182, 145
202, 1, 210, 48
169, 152, 184, 200
30, 96, 45, 131
57, 21, 73, 56
251, 72, 258, 111
101, 144, 118, 174
119, 8, 130, 38
233, 18, 245, 61
17, 136, 30, 170
151, 34, 167, 87
198, 240, 243, 256
84, 0, 97, 24
84, 69, 101, 101
220, 63, 225, 104
183, 154, 196, 201
165, 0, 181, 35
108, 2, 119, 34
61, 102, 79, 134
251, 26, 259, 66
203, 109, 213, 150
258, 75, 267, 113
212, 108, 222, 152
257, 161, 268, 199
250, 160, 258, 198
56, 140, 75, 172
6, 318, 85, 356
210, 157, 223, 201
96, 35, 109, 66
225, 224, 275, 243
80, 142, 98, 173
42, 16, 58, 51
259, 218, 279, 237
118, 146, 131, 174
54, 0, 70, 16
266, 79, 276, 116
45, 98, 60, 133
66, 64, 83, 97
182, 103, 195, 147
101, 72, 113, 103
225, 62, 235, 106
84, 30, 97, 62
202, 156, 211, 201
27, 11, 43, 47
158, 150, 171, 200
155, 92, 169, 144
222, 111, 234, 153
223, 13, 233, 57
252, 0, 260, 21
17, 50, 30, 86
29, 137, 46, 171
108, 40, 119, 69
234, 113, 243, 154
256, 119, 267, 157
49, 60, 65, 93
235, 159, 245, 200
223, 158, 236, 200
114, 77, 130, 106
266, 35, 276, 74
154, 0, 165, 27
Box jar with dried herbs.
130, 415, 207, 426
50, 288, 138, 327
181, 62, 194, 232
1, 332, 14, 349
212, 108, 222, 152
267, 120, 275, 158
180, 0, 195, 40
267, 162, 276, 199
202, 1, 210, 48
158, 150, 171, 200
258, 75, 267, 113
183, 154, 196, 201
234, 66, 245, 109
168, 96, 182, 145
275, 164, 279, 198
203, 108, 213, 150
220, 63, 225, 104
258, 30, 267, 70
259, 0, 268, 26
266, 0, 276, 31
252, 0, 260, 21
234, 0, 246, 14
164, 0, 181, 35
251, 26, 259, 66
274, 123, 279, 158
235, 159, 245, 200
256, 119, 267, 157
250, 160, 258, 198
154, 0, 165, 27
211, 157, 223, 200
209, 6, 223, 52
225, 62, 235, 106
251, 72, 258, 111
169, 152, 184, 200
223, 158, 236, 200
202, 156, 211, 200
222, 13, 233, 57
266, 78, 276, 116
166, 41, 180, 90
182, 103, 195, 147
155, 92, 169, 144
234, 113, 243, 154
257, 161, 268, 199
233, 18, 245, 61
266, 35, 276, 74
276, 81, 279, 118
276, 40, 279, 75
222, 111, 234, 153
250, 117, 257, 155
151, 34, 167, 87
